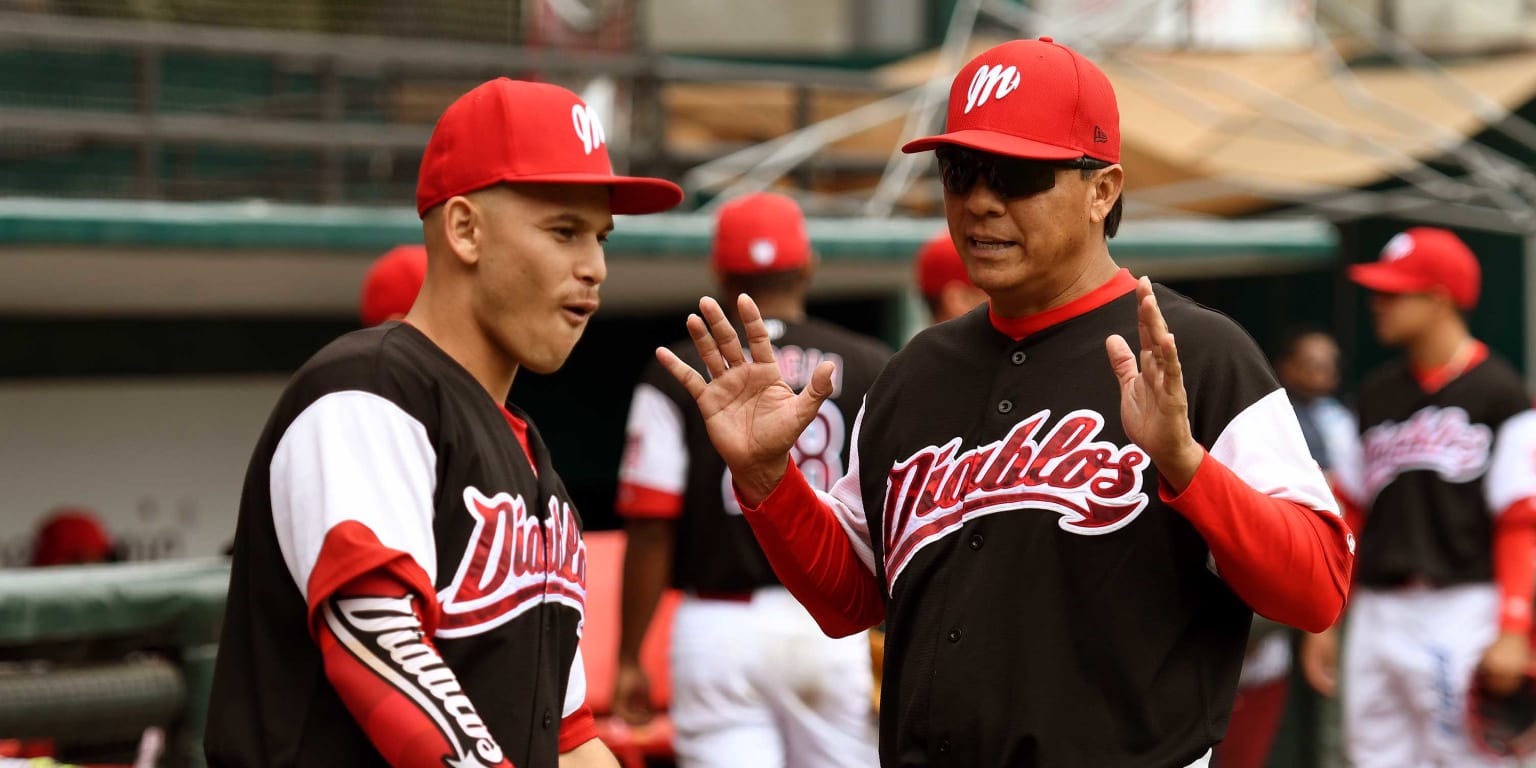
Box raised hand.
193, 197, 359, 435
657, 294, 836, 505
1105, 277, 1205, 491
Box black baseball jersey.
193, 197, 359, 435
1338, 350, 1536, 588
206, 322, 587, 767
617, 316, 890, 593
822, 276, 1339, 766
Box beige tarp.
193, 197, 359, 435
665, 40, 1536, 215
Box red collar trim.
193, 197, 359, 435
989, 269, 1138, 341
1412, 339, 1488, 394
499, 405, 537, 478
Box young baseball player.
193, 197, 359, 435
1304, 227, 1536, 767
612, 192, 888, 767
205, 78, 683, 768
359, 244, 428, 327
655, 38, 1354, 766
913, 230, 986, 324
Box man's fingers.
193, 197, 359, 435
656, 346, 708, 401
1136, 277, 1171, 355
795, 360, 837, 421
1105, 334, 1138, 387
739, 294, 778, 365
700, 296, 747, 368
686, 313, 729, 380
1161, 334, 1185, 399
1134, 278, 1154, 352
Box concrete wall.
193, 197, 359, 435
0, 376, 284, 565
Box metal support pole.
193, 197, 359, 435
318, 57, 343, 204
135, 47, 162, 199
1524, 232, 1536, 391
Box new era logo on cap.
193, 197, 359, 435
1094, 126, 1109, 144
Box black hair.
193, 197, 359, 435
1271, 325, 1333, 365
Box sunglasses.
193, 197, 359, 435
936, 147, 1106, 199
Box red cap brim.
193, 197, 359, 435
901, 128, 1086, 160
1347, 263, 1437, 295
509, 172, 683, 215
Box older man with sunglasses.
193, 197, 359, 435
656, 38, 1353, 767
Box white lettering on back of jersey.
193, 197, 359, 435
882, 409, 1149, 588
436, 487, 586, 638
1361, 406, 1492, 501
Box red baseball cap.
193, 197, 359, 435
902, 37, 1119, 163
416, 78, 683, 217
915, 230, 972, 298
711, 193, 812, 275
360, 244, 428, 327
31, 508, 112, 567
1348, 227, 1481, 310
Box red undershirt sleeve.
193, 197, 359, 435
737, 460, 886, 638
1161, 450, 1354, 633
558, 705, 599, 753
311, 527, 514, 768
1493, 498, 1536, 635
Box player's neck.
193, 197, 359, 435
405, 298, 517, 404
987, 250, 1119, 319
1405, 320, 1473, 372
734, 294, 805, 324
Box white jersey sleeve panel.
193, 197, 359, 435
1486, 409, 1536, 514
270, 390, 439, 603
618, 382, 689, 496
1209, 388, 1342, 518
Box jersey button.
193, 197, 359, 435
1011, 350, 1027, 365
938, 738, 951, 754
997, 399, 1013, 414
543, 710, 553, 728
947, 628, 962, 643
969, 534, 984, 550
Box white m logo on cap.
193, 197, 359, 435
965, 64, 1021, 114
572, 104, 606, 155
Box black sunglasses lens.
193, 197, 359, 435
991, 157, 1060, 198
938, 150, 977, 195
937, 149, 1064, 199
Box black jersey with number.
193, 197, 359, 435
1343, 352, 1536, 588
206, 322, 587, 767
844, 281, 1339, 766
617, 316, 890, 593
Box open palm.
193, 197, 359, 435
1105, 277, 1204, 490
657, 295, 835, 504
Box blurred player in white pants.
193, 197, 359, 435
1306, 228, 1536, 767
613, 193, 886, 768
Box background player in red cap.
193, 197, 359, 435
612, 191, 887, 767
913, 230, 986, 325
656, 38, 1353, 766
359, 244, 428, 327
1303, 227, 1536, 767
207, 78, 682, 768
